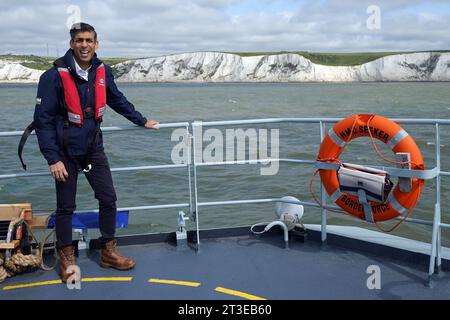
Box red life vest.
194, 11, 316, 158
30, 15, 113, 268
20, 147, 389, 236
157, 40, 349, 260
57, 63, 107, 126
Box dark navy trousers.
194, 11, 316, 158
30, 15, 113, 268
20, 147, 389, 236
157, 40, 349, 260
55, 150, 117, 249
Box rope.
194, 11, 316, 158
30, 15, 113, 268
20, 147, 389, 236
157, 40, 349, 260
309, 169, 348, 215
0, 251, 42, 283
366, 115, 422, 232
366, 115, 420, 168
11, 252, 41, 267
374, 189, 421, 233
23, 220, 57, 271
0, 215, 57, 283
0, 267, 7, 283
3, 254, 40, 274
0, 254, 7, 283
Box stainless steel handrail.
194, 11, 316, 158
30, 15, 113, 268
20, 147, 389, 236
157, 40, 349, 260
0, 122, 193, 219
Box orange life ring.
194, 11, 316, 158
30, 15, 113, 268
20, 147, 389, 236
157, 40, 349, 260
317, 114, 425, 222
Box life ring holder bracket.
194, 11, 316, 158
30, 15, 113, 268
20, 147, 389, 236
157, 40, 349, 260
315, 161, 438, 180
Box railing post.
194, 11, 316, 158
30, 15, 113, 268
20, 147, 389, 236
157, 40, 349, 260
319, 121, 327, 243
192, 121, 201, 251
428, 123, 441, 283
185, 124, 193, 218
436, 123, 442, 272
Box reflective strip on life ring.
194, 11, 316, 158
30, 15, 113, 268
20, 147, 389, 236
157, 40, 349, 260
317, 114, 425, 222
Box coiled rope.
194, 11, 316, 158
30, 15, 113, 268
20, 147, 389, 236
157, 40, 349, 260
0, 216, 56, 283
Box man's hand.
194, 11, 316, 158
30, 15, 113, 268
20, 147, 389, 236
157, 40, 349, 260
144, 119, 159, 130
49, 161, 69, 182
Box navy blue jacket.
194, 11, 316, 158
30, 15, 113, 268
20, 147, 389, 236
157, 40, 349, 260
34, 49, 147, 165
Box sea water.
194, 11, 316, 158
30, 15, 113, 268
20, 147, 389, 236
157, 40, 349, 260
0, 82, 448, 245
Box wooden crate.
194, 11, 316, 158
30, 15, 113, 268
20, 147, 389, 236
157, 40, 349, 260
28, 215, 51, 230
0, 240, 20, 249
0, 204, 32, 221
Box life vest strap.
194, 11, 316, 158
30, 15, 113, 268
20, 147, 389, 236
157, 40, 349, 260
18, 122, 35, 170
62, 119, 102, 172
83, 120, 102, 172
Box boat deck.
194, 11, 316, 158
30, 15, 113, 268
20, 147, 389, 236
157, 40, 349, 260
1, 225, 449, 300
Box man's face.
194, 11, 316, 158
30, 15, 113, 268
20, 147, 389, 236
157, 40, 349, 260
70, 31, 98, 66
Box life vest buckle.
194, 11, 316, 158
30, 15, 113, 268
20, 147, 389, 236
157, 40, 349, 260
83, 107, 94, 119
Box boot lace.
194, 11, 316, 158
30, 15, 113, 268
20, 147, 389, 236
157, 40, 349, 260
106, 241, 126, 259
59, 248, 75, 264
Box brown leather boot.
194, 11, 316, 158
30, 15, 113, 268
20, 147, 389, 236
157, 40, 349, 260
58, 246, 77, 283
100, 239, 135, 270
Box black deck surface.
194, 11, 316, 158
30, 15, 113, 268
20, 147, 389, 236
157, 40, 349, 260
1, 228, 449, 300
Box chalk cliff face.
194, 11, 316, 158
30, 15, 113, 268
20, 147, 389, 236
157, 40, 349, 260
113, 51, 450, 82
1, 52, 449, 82
0, 60, 43, 82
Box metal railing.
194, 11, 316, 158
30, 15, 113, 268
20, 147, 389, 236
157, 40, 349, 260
1, 117, 449, 281
0, 122, 194, 222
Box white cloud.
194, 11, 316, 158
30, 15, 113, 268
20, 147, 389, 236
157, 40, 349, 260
0, 0, 448, 57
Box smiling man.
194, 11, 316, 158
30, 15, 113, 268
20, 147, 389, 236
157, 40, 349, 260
33, 23, 158, 283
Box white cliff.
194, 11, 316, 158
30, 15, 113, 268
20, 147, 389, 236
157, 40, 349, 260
113, 51, 450, 82
0, 60, 44, 82
1, 52, 449, 83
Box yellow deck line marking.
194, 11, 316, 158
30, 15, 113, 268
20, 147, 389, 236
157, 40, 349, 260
2, 277, 132, 291
148, 278, 201, 287
81, 277, 133, 282
215, 286, 267, 300
2, 280, 62, 291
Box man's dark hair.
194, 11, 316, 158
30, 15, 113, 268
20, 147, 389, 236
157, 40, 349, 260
70, 22, 97, 41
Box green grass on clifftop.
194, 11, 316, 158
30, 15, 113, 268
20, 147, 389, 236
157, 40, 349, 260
0, 54, 129, 70
232, 51, 449, 66
0, 54, 54, 70
232, 51, 398, 66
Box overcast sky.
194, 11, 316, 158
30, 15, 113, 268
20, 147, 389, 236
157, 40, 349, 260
1, 0, 449, 58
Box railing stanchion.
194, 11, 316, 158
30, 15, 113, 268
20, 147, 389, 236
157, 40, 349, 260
192, 121, 201, 251
319, 121, 327, 243
186, 124, 194, 219
435, 124, 442, 272
428, 123, 442, 283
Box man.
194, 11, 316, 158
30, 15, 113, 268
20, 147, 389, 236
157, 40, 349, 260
33, 23, 158, 282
